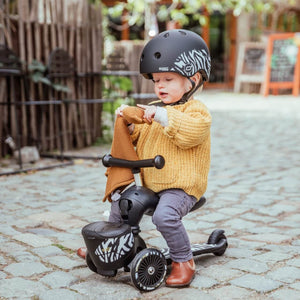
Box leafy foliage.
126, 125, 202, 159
28, 60, 70, 93
95, 0, 296, 29
102, 75, 134, 113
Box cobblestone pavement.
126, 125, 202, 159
1, 92, 300, 299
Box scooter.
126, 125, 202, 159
81, 154, 228, 292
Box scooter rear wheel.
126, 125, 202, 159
86, 252, 118, 277
86, 252, 97, 273
130, 248, 167, 292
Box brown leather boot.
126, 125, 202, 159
165, 258, 195, 287
77, 247, 87, 259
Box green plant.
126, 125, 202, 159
95, 0, 297, 31
102, 75, 132, 97
102, 75, 134, 113
28, 60, 70, 93
52, 243, 73, 253
100, 75, 135, 144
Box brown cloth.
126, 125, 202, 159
102, 116, 138, 202
122, 106, 151, 125
103, 106, 150, 202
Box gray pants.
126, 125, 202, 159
109, 188, 197, 262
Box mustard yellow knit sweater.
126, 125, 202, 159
131, 99, 211, 200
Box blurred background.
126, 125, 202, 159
0, 0, 299, 167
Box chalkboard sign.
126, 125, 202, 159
234, 42, 266, 93
263, 33, 300, 96
243, 47, 265, 74
270, 38, 298, 82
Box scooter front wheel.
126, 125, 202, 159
130, 248, 167, 292
207, 229, 228, 256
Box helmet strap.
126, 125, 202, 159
173, 78, 203, 105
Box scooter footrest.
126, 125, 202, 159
161, 241, 225, 262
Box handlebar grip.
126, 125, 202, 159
102, 154, 165, 169
153, 155, 165, 169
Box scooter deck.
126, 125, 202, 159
161, 239, 227, 263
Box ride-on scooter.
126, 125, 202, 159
81, 154, 228, 292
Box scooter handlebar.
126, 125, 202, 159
102, 154, 165, 170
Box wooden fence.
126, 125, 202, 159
0, 0, 104, 158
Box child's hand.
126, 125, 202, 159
137, 104, 157, 124
115, 104, 129, 117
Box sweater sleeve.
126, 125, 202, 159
163, 101, 211, 149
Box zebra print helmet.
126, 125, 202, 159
140, 29, 211, 81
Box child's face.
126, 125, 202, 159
152, 72, 191, 104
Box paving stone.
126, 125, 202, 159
290, 282, 300, 291
225, 248, 259, 259
207, 285, 256, 300
13, 233, 53, 247
28, 211, 73, 223
43, 256, 84, 270
218, 207, 249, 216
0, 236, 8, 244
32, 245, 65, 257
27, 227, 59, 236
39, 288, 85, 300
287, 214, 300, 222
241, 213, 277, 223
227, 238, 266, 250
0, 277, 48, 298
225, 258, 269, 274
48, 218, 88, 231
59, 238, 84, 251
69, 267, 94, 280
287, 258, 300, 268
267, 266, 300, 284
184, 219, 216, 230
246, 226, 278, 234
292, 240, 300, 246
263, 244, 300, 255
147, 236, 168, 249
242, 195, 275, 206
0, 224, 22, 236
40, 271, 78, 288
272, 220, 299, 228
199, 212, 230, 222
11, 250, 40, 262
269, 288, 300, 300
0, 254, 6, 265
0, 241, 27, 253
163, 288, 215, 299
242, 233, 291, 244
258, 204, 295, 217
191, 275, 218, 289
4, 262, 51, 277
231, 274, 282, 292
253, 251, 294, 263
49, 231, 82, 243
70, 278, 141, 298
223, 219, 257, 230
204, 265, 244, 282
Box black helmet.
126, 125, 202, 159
140, 29, 211, 81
